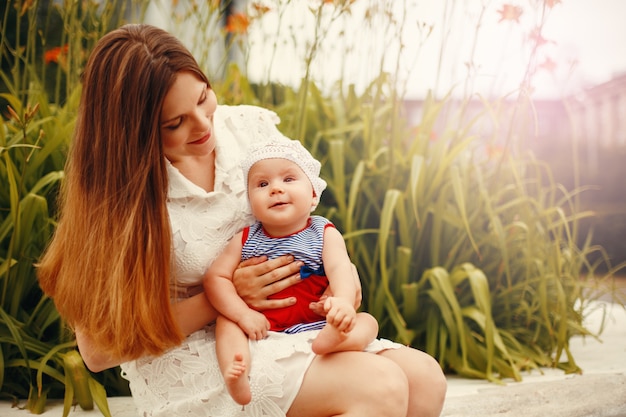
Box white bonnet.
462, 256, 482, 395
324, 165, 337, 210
241, 137, 327, 208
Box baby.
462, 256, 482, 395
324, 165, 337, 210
203, 138, 378, 405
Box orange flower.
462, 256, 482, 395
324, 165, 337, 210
20, 0, 35, 16
528, 27, 551, 47
486, 144, 504, 160
225, 13, 250, 35
250, 2, 271, 16
545, 0, 562, 8
497, 4, 523, 23
44, 45, 69, 65
322, 0, 357, 6
411, 126, 437, 142
538, 57, 557, 73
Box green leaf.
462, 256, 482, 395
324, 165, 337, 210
89, 378, 113, 417
62, 351, 94, 411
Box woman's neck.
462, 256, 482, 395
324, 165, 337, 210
171, 152, 216, 192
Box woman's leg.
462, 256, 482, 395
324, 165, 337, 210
287, 351, 409, 417
378, 347, 447, 417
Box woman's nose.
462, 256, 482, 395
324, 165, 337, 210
192, 109, 210, 132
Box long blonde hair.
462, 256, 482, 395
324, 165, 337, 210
38, 24, 210, 359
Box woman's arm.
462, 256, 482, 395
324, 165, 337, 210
171, 291, 219, 336
79, 252, 304, 372
75, 328, 126, 373
77, 293, 218, 372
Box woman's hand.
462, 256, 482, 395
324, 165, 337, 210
76, 291, 218, 373
232, 255, 303, 311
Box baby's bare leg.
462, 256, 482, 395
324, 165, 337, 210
215, 316, 252, 405
311, 312, 378, 355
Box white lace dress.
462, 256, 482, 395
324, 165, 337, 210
120, 105, 401, 417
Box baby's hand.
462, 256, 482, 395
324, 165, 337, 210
323, 297, 356, 333
238, 310, 270, 340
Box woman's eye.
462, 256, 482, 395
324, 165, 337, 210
198, 86, 209, 104
164, 118, 182, 130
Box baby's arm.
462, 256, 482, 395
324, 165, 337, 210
204, 233, 270, 340
321, 226, 359, 333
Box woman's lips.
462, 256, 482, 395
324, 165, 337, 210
190, 132, 211, 145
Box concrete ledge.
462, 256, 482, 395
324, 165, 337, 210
3, 302, 625, 416
442, 301, 626, 417
443, 373, 626, 417
0, 397, 138, 416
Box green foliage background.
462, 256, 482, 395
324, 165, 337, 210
0, 0, 624, 415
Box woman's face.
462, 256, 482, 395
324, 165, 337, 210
160, 71, 218, 164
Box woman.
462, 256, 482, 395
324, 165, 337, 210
38, 24, 446, 417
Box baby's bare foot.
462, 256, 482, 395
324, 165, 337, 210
225, 353, 251, 405
312, 325, 347, 355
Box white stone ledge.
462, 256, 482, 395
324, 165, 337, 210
3, 302, 624, 417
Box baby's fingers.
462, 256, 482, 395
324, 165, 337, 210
335, 315, 355, 333
249, 328, 266, 341
260, 319, 270, 338
326, 310, 346, 329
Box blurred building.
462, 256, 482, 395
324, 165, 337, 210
403, 73, 626, 171
403, 73, 626, 269
570, 73, 626, 149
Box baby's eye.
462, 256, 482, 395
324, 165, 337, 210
258, 180, 269, 187
284, 176, 295, 182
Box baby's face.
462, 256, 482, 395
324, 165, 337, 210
247, 158, 315, 236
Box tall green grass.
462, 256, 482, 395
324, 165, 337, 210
236, 0, 625, 380
267, 79, 625, 380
